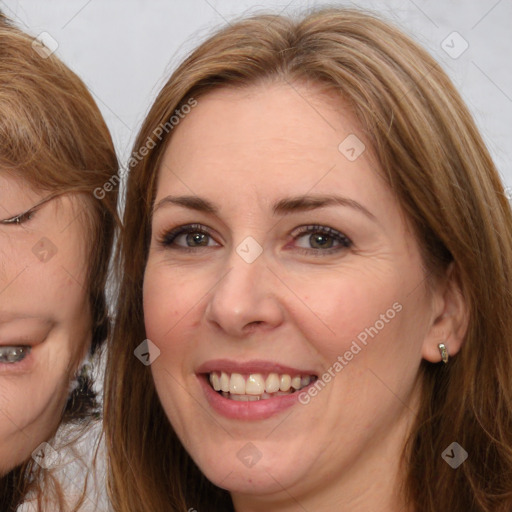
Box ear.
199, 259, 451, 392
421, 262, 469, 363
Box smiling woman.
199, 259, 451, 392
105, 7, 512, 512
0, 11, 118, 512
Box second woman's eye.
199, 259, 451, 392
159, 224, 219, 249
292, 225, 353, 253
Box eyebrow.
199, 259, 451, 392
153, 194, 376, 221
272, 195, 376, 220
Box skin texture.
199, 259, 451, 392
143, 83, 468, 512
0, 175, 90, 476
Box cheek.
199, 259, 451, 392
0, 375, 69, 476
0, 350, 70, 441
1, 376, 62, 426
0, 240, 34, 283
0, 227, 87, 298
143, 262, 205, 355
281, 268, 405, 362
143, 264, 197, 434
0, 247, 91, 431
2, 230, 89, 307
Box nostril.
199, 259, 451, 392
244, 321, 264, 332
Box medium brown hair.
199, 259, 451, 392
0, 12, 119, 511
105, 7, 512, 511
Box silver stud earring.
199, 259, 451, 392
438, 342, 449, 364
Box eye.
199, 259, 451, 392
158, 223, 219, 250
291, 225, 352, 254
0, 209, 36, 225
0, 346, 31, 364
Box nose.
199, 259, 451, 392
205, 251, 285, 337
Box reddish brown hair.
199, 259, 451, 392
0, 11, 119, 511
106, 7, 512, 511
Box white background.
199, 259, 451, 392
2, 0, 511, 188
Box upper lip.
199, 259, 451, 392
197, 359, 318, 376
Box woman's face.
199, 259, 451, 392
144, 84, 442, 508
0, 177, 91, 475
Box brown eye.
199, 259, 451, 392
293, 225, 352, 253
159, 223, 219, 249
309, 233, 334, 249
185, 232, 210, 247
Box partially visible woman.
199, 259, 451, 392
105, 7, 512, 512
0, 12, 118, 511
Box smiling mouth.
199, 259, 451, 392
208, 371, 318, 401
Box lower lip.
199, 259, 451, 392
199, 375, 306, 421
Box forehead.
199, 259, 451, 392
0, 171, 42, 215
156, 83, 387, 208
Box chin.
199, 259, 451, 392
189, 442, 303, 496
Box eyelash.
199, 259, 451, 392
158, 224, 214, 252
1, 209, 36, 225
157, 223, 353, 255
291, 224, 353, 255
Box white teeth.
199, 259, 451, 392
208, 371, 316, 399
220, 371, 230, 392
230, 373, 246, 394
280, 374, 291, 392
291, 376, 301, 390
210, 372, 221, 391
246, 374, 265, 395
265, 373, 280, 393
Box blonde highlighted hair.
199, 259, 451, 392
106, 7, 512, 511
